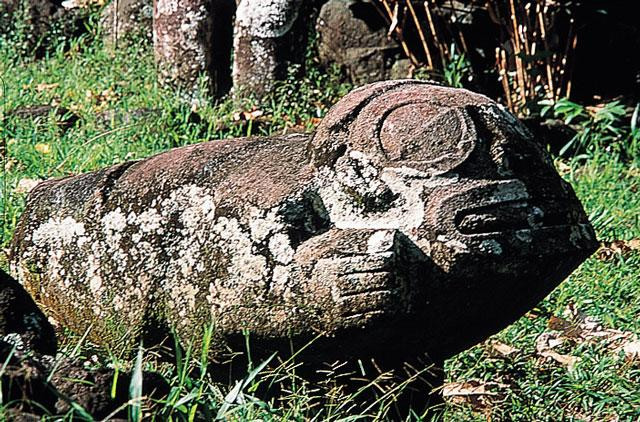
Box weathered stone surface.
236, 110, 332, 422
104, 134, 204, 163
0, 269, 56, 356
0, 269, 168, 419
101, 0, 153, 46
0, 341, 168, 419
153, 0, 215, 97
232, 0, 302, 99
316, 0, 404, 84
10, 81, 598, 366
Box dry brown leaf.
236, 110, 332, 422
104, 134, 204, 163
535, 332, 564, 352
539, 350, 580, 370
627, 239, 640, 250
310, 117, 323, 126
489, 341, 519, 357
622, 341, 640, 361
35, 143, 51, 154
14, 178, 42, 194
547, 315, 572, 331
233, 109, 264, 122
442, 380, 506, 413
61, 0, 105, 9
36, 82, 59, 92
443, 381, 498, 398
555, 160, 571, 175
538, 304, 638, 365
86, 88, 118, 112
597, 240, 640, 261
613, 338, 640, 362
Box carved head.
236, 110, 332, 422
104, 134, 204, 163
309, 80, 598, 357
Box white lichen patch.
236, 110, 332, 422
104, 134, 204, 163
32, 216, 87, 247
249, 207, 281, 242
316, 153, 435, 236
367, 230, 395, 254
236, 0, 300, 38
132, 208, 164, 234
87, 257, 102, 294
101, 208, 128, 248
269, 233, 294, 265
172, 282, 200, 318
155, 0, 178, 15
213, 217, 267, 283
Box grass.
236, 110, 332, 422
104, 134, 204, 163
1, 14, 639, 421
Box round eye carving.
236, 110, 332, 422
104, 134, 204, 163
379, 104, 477, 175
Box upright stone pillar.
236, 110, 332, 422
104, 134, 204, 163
232, 0, 302, 100
153, 0, 215, 98
101, 0, 154, 47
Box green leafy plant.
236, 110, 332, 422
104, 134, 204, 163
442, 45, 471, 89
541, 98, 638, 162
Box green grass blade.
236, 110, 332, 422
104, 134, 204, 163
129, 342, 144, 422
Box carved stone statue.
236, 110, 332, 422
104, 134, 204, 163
10, 80, 597, 374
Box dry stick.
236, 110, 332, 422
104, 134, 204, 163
442, 0, 456, 58
445, 0, 470, 60
423, 0, 446, 67
522, 2, 537, 102
565, 31, 578, 98
499, 48, 514, 111
380, 0, 419, 65
559, 18, 576, 99
509, 0, 527, 112
537, 1, 555, 101
458, 30, 468, 55
519, 23, 533, 103
456, 21, 469, 57
406, 0, 434, 68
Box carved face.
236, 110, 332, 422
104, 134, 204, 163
311, 80, 598, 357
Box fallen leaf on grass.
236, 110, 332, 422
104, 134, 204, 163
14, 178, 43, 194
36, 82, 59, 92
615, 339, 640, 362
547, 315, 580, 336
535, 332, 564, 352
489, 341, 519, 357
443, 380, 507, 413
85, 88, 119, 112
536, 304, 639, 368
310, 117, 323, 126
35, 143, 51, 154
538, 350, 581, 370
233, 109, 264, 121
443, 381, 501, 398
597, 240, 640, 261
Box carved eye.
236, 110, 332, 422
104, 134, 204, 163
378, 104, 476, 175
